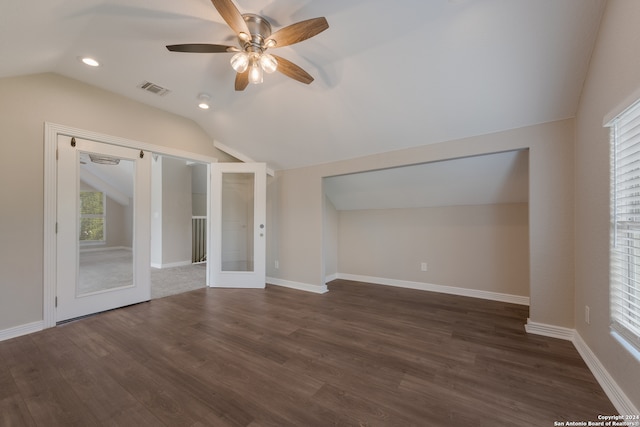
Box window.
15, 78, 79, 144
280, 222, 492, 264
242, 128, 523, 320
609, 99, 640, 353
80, 191, 105, 242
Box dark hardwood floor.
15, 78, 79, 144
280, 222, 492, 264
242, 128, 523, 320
0, 280, 616, 426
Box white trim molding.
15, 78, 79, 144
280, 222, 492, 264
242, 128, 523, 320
325, 273, 338, 283
573, 333, 639, 416
214, 140, 275, 176
0, 321, 44, 342
525, 321, 637, 415
151, 260, 192, 269
267, 277, 329, 294
337, 273, 530, 306
525, 320, 576, 340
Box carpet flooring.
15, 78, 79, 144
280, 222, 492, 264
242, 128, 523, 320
79, 248, 206, 299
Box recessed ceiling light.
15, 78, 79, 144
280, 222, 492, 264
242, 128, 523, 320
81, 57, 100, 67
198, 93, 211, 110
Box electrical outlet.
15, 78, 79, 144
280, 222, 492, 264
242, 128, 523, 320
420, 262, 428, 272
585, 305, 590, 325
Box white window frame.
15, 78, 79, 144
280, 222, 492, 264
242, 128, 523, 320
608, 98, 640, 355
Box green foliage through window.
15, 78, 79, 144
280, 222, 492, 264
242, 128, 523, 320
80, 191, 104, 215
80, 191, 105, 241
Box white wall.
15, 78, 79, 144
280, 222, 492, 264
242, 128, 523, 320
574, 0, 640, 408
337, 203, 529, 298
0, 72, 236, 332
269, 119, 574, 327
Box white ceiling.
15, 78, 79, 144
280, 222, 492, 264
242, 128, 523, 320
0, 0, 605, 172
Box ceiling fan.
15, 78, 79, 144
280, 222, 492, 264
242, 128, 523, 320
166, 0, 329, 91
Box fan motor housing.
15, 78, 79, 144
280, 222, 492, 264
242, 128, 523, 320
241, 14, 272, 52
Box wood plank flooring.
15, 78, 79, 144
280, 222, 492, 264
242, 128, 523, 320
0, 280, 617, 426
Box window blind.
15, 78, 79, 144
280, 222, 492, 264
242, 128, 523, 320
610, 99, 640, 352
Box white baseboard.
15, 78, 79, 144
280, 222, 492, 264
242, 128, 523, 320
80, 245, 131, 253
525, 321, 637, 415
325, 273, 338, 283
151, 260, 192, 269
525, 319, 575, 340
336, 273, 530, 306
267, 277, 328, 294
0, 321, 44, 342
572, 332, 639, 416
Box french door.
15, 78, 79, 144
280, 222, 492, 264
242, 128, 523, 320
210, 162, 266, 288
56, 135, 151, 322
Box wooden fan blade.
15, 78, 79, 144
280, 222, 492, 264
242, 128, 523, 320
266, 17, 328, 48
167, 44, 239, 53
235, 70, 249, 91
272, 55, 314, 84
211, 0, 250, 36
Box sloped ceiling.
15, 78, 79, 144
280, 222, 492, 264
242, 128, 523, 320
0, 0, 605, 173
325, 150, 529, 210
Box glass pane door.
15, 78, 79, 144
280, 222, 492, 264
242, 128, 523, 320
221, 172, 255, 272
210, 163, 266, 288
77, 154, 135, 295
56, 136, 151, 322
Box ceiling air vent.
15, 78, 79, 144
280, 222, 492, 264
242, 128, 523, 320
137, 81, 171, 96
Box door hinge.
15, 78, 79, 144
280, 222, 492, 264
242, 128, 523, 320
55, 297, 58, 308
56, 149, 58, 160
55, 222, 58, 233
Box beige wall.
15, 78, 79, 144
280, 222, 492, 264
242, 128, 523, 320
161, 157, 193, 266
0, 73, 235, 331
192, 163, 208, 217
323, 196, 339, 278
270, 119, 574, 327
105, 195, 132, 248
337, 204, 529, 297
575, 0, 640, 406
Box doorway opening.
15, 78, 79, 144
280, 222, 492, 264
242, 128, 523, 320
44, 123, 218, 327
149, 155, 209, 299
44, 123, 267, 328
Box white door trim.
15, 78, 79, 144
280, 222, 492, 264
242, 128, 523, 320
43, 122, 219, 328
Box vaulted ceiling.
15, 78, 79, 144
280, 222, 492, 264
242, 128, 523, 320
0, 0, 605, 173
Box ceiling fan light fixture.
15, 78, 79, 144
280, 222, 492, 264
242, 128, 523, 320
89, 154, 119, 165
230, 51, 249, 72
197, 93, 211, 109
248, 56, 263, 84
165, 1, 329, 91
259, 54, 278, 74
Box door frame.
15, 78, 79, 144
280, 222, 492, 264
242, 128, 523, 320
43, 122, 219, 328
